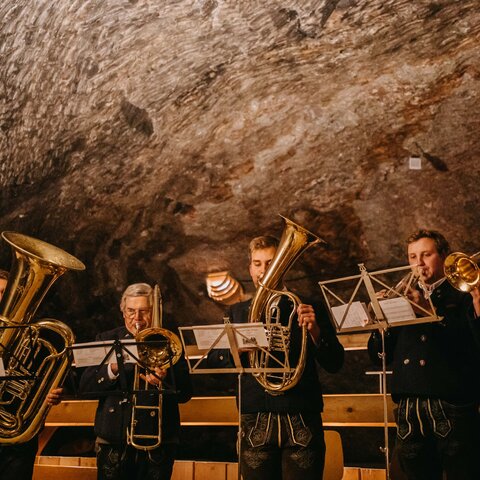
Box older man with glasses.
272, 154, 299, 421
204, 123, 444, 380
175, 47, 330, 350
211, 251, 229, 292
79, 283, 192, 480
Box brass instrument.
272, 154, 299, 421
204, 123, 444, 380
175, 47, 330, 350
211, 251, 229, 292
248, 216, 325, 393
444, 251, 480, 293
384, 271, 419, 298
127, 284, 183, 450
0, 232, 85, 444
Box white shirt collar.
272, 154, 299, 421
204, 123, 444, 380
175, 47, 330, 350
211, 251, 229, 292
418, 277, 446, 298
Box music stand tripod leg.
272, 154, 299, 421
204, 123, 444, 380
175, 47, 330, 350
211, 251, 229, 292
379, 327, 391, 480
237, 372, 242, 480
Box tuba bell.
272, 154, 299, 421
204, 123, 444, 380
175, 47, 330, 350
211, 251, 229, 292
444, 251, 480, 293
127, 284, 183, 450
0, 232, 85, 444
248, 216, 325, 394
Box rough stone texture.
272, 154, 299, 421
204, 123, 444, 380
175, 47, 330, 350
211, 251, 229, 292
1, 0, 479, 465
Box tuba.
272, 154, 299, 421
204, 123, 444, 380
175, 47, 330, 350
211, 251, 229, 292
444, 251, 480, 293
248, 216, 325, 394
127, 284, 183, 450
0, 232, 85, 444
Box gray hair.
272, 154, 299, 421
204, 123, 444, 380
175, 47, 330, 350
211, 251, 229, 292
120, 283, 152, 311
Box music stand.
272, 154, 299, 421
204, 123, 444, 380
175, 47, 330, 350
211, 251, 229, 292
319, 264, 442, 480
70, 338, 175, 397
179, 319, 293, 479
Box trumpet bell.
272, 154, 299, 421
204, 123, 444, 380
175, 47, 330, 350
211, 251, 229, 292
444, 251, 480, 293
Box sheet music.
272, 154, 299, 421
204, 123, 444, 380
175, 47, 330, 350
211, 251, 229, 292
72, 340, 139, 367
193, 323, 268, 350
320, 264, 441, 333
378, 297, 417, 323
331, 301, 371, 329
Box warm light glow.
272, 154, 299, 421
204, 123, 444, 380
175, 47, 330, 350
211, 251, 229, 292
206, 271, 244, 305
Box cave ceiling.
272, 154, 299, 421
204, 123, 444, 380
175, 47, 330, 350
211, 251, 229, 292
0, 0, 479, 339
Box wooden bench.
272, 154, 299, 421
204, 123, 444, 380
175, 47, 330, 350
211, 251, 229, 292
35, 394, 393, 479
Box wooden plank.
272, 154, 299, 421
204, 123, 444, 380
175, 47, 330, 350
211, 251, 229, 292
37, 426, 58, 455
35, 456, 96, 467
360, 468, 386, 479
180, 396, 238, 426
194, 461, 227, 480
33, 464, 96, 480
45, 400, 97, 426
80, 457, 97, 467
343, 467, 361, 480
226, 463, 239, 480
58, 457, 82, 466
36, 456, 60, 465
45, 394, 395, 427
33, 460, 386, 480
324, 430, 343, 480
172, 460, 194, 480
323, 394, 395, 427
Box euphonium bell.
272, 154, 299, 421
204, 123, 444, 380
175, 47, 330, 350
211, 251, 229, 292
127, 284, 183, 450
0, 232, 85, 444
444, 251, 480, 293
248, 216, 325, 393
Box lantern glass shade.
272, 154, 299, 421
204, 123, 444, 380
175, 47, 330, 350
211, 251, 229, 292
206, 271, 244, 305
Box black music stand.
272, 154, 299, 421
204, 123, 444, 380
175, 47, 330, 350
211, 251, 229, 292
70, 338, 177, 398
319, 264, 442, 480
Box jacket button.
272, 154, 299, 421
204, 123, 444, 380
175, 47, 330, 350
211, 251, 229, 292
403, 358, 410, 365
219, 355, 224, 361
108, 407, 115, 413
420, 335, 427, 342
98, 377, 104, 383
419, 359, 426, 366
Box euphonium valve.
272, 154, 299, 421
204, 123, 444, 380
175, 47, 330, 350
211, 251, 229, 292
248, 216, 326, 393
444, 251, 480, 293
0, 232, 85, 444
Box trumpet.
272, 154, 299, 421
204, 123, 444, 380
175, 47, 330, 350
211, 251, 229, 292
444, 251, 480, 293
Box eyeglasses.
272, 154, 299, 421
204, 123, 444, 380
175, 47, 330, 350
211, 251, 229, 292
124, 308, 152, 319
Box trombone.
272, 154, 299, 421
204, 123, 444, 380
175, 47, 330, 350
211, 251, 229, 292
127, 285, 182, 450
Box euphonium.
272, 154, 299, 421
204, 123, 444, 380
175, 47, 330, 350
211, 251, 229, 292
0, 232, 85, 444
127, 284, 183, 450
444, 251, 480, 293
248, 216, 325, 393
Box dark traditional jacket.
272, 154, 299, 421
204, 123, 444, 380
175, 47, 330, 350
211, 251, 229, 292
79, 326, 192, 444
208, 297, 344, 414
368, 281, 480, 403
